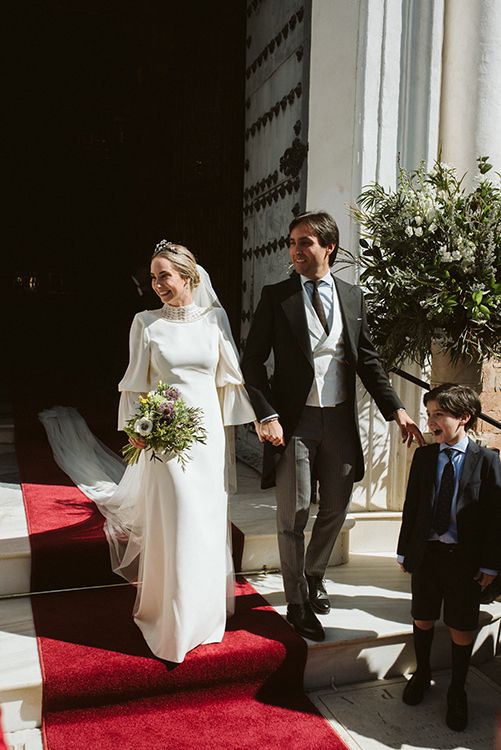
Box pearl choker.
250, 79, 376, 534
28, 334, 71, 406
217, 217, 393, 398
160, 303, 207, 322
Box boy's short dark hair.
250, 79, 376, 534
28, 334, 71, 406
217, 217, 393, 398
423, 383, 481, 431
288, 211, 339, 266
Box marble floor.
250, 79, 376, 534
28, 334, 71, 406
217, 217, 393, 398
247, 561, 501, 691
309, 667, 501, 750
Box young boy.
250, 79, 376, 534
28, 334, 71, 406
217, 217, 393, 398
397, 383, 501, 731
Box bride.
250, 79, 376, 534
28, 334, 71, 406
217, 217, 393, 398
41, 241, 256, 663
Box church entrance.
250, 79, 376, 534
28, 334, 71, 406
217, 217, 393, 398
5, 1, 246, 405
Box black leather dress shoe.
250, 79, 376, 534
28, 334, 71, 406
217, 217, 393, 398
286, 602, 325, 641
402, 671, 431, 705
446, 687, 467, 731
306, 574, 331, 614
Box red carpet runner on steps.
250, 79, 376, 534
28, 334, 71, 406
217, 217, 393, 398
32, 580, 348, 749
0, 709, 7, 750
16, 403, 348, 749
16, 402, 125, 591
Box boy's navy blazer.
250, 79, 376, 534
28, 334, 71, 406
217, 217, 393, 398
397, 439, 501, 574
241, 272, 403, 488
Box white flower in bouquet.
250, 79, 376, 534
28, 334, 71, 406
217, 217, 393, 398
134, 418, 154, 437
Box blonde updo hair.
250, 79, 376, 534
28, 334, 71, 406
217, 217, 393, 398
151, 240, 201, 289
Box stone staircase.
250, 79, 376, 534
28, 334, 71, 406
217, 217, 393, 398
1, 415, 500, 749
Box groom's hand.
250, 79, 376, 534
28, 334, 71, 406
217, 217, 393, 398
393, 408, 425, 447
258, 418, 285, 446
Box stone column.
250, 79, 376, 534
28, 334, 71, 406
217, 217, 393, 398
440, 0, 501, 449
440, 0, 501, 183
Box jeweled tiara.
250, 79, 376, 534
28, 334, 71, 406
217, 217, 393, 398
153, 239, 177, 256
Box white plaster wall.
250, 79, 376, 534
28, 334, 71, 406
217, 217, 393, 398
440, 0, 501, 182
398, 0, 444, 171
307, 0, 403, 511
306, 0, 443, 511
306, 0, 360, 283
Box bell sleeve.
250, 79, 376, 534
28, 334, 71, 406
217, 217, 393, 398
117, 313, 152, 430
215, 308, 256, 426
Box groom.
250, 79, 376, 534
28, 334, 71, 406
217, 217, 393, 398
242, 210, 424, 641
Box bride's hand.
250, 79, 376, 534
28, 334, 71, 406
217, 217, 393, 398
129, 436, 147, 450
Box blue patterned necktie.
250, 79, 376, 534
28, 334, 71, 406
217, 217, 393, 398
307, 281, 329, 335
433, 448, 455, 535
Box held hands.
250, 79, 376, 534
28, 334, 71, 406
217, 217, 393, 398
256, 409, 425, 449
393, 409, 425, 447
255, 418, 285, 447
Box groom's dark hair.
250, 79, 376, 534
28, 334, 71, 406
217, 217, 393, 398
288, 211, 339, 266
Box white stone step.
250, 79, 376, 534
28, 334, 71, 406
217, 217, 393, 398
348, 511, 402, 555
4, 728, 43, 750
0, 597, 42, 733
230, 461, 354, 571
1, 554, 499, 735
247, 555, 501, 690
0, 456, 352, 597
0, 482, 31, 597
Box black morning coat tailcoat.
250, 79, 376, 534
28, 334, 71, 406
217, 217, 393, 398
397, 439, 501, 575
241, 272, 404, 489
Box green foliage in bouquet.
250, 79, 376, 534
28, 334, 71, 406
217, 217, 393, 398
122, 381, 207, 469
344, 157, 501, 368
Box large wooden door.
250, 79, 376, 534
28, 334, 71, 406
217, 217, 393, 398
5, 1, 246, 401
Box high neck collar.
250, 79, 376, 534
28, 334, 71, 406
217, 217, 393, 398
160, 303, 206, 322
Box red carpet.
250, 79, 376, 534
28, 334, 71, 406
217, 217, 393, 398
16, 401, 348, 748
15, 406, 124, 591
32, 580, 348, 749
0, 709, 7, 750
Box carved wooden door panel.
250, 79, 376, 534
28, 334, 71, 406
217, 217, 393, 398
241, 0, 310, 351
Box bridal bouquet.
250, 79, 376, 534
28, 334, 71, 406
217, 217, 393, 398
122, 381, 207, 468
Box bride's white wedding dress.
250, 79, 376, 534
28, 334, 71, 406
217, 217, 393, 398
40, 300, 255, 663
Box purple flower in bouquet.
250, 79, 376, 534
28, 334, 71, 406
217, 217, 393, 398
159, 402, 175, 423
163, 386, 181, 401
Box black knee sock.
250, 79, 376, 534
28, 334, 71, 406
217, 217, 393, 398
450, 641, 474, 693
413, 622, 434, 676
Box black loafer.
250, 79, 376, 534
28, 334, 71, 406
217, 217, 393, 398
286, 602, 325, 641
306, 574, 331, 614
402, 671, 431, 705
446, 687, 468, 731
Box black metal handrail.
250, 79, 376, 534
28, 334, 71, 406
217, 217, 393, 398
390, 367, 501, 431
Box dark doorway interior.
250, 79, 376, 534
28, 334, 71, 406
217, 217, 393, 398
5, 1, 246, 409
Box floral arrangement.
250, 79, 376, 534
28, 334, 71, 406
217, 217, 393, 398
344, 156, 501, 368
122, 381, 207, 468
